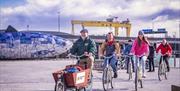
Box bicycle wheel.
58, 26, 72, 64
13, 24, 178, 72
109, 67, 114, 89
139, 80, 143, 88
55, 77, 66, 91
158, 64, 162, 81
164, 63, 168, 80
102, 67, 110, 91
165, 72, 167, 80
135, 69, 138, 91
128, 62, 132, 80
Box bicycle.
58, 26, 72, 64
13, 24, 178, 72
134, 56, 143, 91
158, 54, 168, 81
53, 54, 92, 91
118, 55, 127, 69
101, 55, 115, 91
125, 54, 134, 80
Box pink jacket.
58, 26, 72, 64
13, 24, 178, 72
131, 38, 149, 57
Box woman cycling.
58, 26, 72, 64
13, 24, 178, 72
100, 32, 120, 78
131, 30, 149, 78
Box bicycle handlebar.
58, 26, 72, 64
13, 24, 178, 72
68, 54, 86, 58
101, 55, 114, 59
121, 54, 134, 59
158, 53, 168, 56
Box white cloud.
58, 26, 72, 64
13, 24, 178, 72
1, 0, 179, 18
153, 15, 169, 22
169, 0, 180, 10
0, 0, 179, 37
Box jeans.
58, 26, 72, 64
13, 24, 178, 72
135, 56, 147, 76
103, 55, 117, 73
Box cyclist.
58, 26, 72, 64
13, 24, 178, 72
100, 32, 120, 78
156, 39, 172, 72
70, 29, 97, 70
123, 39, 135, 73
131, 30, 149, 78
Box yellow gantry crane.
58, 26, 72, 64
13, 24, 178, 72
71, 20, 131, 37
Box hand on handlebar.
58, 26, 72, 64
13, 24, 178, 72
129, 53, 133, 56
116, 54, 120, 59
99, 54, 104, 59
84, 52, 92, 57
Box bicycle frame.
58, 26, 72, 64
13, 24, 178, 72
125, 54, 133, 80
102, 55, 114, 91
119, 55, 127, 69
158, 54, 168, 81
135, 57, 142, 80
134, 56, 143, 91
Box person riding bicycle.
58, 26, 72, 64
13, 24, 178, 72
100, 32, 120, 78
123, 39, 135, 73
156, 39, 172, 72
70, 29, 97, 70
130, 30, 149, 78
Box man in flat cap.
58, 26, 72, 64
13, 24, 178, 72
70, 29, 97, 70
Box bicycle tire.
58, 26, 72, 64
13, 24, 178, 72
164, 63, 168, 80
55, 77, 66, 91
135, 68, 138, 91
102, 67, 110, 91
165, 72, 167, 80
158, 64, 162, 81
109, 67, 114, 89
128, 62, 132, 80
139, 80, 143, 88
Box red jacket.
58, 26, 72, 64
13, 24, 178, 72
156, 43, 172, 56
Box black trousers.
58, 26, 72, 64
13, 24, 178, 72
148, 57, 155, 71
159, 55, 170, 71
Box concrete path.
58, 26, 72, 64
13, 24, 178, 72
0, 59, 180, 91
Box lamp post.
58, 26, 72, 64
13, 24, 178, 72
58, 12, 60, 32
152, 18, 155, 38
178, 20, 180, 38
27, 25, 29, 31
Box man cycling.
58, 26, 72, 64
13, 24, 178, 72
70, 29, 97, 70
156, 39, 172, 72
100, 32, 120, 78
123, 39, 135, 73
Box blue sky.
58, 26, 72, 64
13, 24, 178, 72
0, 0, 180, 37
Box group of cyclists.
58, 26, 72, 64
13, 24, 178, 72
69, 28, 172, 88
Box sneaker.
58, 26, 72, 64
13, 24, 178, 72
142, 75, 146, 78
114, 72, 118, 78
147, 70, 151, 72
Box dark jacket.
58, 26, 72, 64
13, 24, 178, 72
70, 37, 97, 57
148, 45, 155, 58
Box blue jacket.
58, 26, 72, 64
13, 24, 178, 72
123, 44, 132, 55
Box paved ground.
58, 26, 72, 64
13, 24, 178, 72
0, 59, 180, 91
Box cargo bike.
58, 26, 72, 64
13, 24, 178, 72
52, 54, 93, 91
